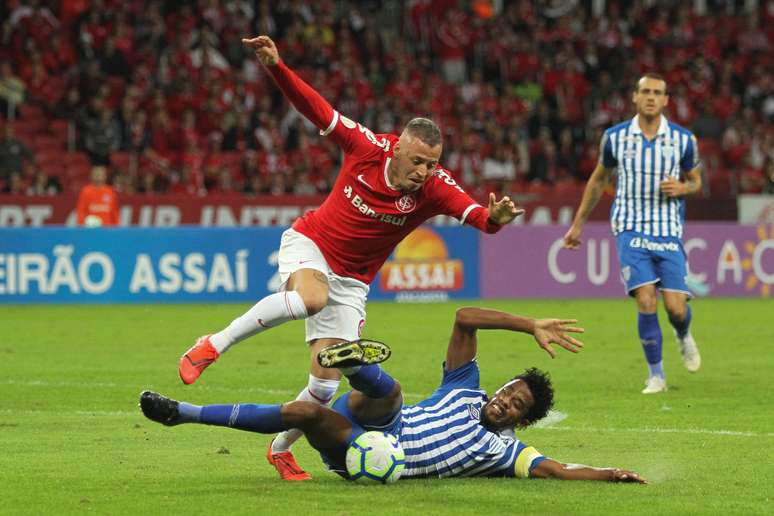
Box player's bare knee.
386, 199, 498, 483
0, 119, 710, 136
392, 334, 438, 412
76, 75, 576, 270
301, 292, 328, 315
665, 301, 686, 321
281, 401, 322, 428
634, 289, 657, 312
387, 380, 403, 404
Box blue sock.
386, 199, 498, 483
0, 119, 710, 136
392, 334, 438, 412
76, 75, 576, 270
668, 305, 692, 339
345, 365, 396, 399
197, 403, 286, 434
178, 402, 202, 423
638, 312, 664, 378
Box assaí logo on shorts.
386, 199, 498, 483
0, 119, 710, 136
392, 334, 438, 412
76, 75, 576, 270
379, 227, 463, 292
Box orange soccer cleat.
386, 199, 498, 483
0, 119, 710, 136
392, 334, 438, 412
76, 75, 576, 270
266, 441, 312, 481
178, 335, 220, 385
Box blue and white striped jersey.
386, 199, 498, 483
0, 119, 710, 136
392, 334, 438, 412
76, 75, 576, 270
601, 115, 700, 238
398, 361, 545, 479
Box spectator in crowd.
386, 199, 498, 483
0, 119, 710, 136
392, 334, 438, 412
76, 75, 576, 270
26, 169, 61, 196
0, 61, 25, 115
0, 1, 771, 198
0, 124, 35, 183
3, 171, 24, 194
83, 104, 122, 165
482, 143, 517, 184
76, 165, 119, 226
764, 160, 774, 195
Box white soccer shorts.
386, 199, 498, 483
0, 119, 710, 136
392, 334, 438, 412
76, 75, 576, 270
277, 228, 368, 343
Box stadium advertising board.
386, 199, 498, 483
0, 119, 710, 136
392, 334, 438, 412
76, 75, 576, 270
369, 226, 480, 301
0, 228, 285, 303
0, 193, 607, 227
481, 223, 774, 299
1, 194, 736, 227
738, 194, 774, 224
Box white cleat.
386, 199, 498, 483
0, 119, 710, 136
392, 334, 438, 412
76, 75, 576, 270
676, 331, 701, 372
642, 376, 668, 394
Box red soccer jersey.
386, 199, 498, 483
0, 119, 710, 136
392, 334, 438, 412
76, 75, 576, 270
267, 61, 502, 284
76, 184, 119, 226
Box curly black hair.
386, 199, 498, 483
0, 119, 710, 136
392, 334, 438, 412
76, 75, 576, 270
515, 367, 554, 425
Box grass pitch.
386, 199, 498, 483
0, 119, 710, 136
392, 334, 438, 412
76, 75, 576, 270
2, 299, 772, 515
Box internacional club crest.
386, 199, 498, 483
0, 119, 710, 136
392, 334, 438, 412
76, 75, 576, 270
395, 194, 417, 213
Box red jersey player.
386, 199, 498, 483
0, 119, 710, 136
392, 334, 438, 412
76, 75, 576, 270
76, 166, 119, 226
178, 35, 524, 480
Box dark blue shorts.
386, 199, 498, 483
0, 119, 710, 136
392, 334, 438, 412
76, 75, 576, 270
615, 231, 691, 297
317, 392, 403, 478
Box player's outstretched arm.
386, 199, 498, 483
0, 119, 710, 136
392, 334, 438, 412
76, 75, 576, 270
564, 162, 613, 249
487, 193, 525, 225
531, 458, 647, 483
242, 35, 338, 138
445, 308, 584, 370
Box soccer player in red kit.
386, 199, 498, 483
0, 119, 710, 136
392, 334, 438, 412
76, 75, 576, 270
178, 35, 524, 480
76, 165, 119, 226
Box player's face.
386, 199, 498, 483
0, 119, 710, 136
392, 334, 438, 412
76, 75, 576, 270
481, 379, 535, 430
390, 134, 442, 192
633, 77, 668, 118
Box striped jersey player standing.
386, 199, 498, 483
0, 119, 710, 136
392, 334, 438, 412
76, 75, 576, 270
564, 73, 702, 394
141, 307, 647, 484
176, 35, 523, 480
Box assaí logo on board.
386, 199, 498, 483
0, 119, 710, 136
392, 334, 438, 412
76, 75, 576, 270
0, 247, 249, 295
378, 227, 463, 296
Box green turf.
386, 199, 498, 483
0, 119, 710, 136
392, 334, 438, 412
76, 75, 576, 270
1, 299, 772, 515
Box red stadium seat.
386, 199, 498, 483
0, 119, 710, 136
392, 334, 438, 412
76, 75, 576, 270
554, 180, 584, 201
37, 150, 62, 166
18, 104, 45, 120
38, 160, 66, 178
13, 118, 46, 136
526, 181, 554, 198
64, 152, 91, 169
33, 134, 66, 152
66, 162, 91, 181
48, 119, 70, 138
111, 151, 132, 170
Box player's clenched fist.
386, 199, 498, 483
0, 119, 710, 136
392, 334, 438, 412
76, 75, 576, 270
563, 224, 583, 249
242, 35, 279, 66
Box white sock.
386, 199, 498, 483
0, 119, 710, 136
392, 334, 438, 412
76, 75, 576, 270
210, 291, 308, 354
271, 375, 340, 453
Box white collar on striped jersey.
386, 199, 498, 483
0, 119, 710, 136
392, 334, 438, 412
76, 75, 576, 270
630, 114, 669, 136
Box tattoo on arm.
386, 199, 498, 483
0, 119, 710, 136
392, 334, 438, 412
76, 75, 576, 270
313, 271, 329, 285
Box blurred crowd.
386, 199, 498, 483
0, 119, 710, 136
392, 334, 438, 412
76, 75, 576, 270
0, 0, 773, 198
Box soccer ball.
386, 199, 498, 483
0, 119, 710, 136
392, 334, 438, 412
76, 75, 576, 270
345, 431, 405, 483
84, 215, 103, 227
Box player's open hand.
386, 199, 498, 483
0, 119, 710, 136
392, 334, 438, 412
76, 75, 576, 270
610, 468, 648, 484
242, 35, 279, 66
532, 319, 584, 358
659, 177, 685, 197
488, 193, 525, 224
563, 224, 583, 249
